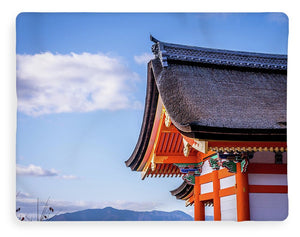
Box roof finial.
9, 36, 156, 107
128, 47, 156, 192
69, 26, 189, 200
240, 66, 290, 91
150, 34, 159, 43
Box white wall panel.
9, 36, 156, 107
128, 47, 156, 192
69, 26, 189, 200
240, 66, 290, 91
201, 182, 213, 194
220, 175, 236, 189
249, 193, 288, 221
220, 194, 237, 221
201, 160, 213, 175
248, 174, 287, 186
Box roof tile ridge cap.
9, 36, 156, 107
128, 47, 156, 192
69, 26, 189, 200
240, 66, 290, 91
150, 36, 286, 69
162, 41, 287, 59
154, 42, 168, 67
150, 36, 169, 67
163, 42, 287, 70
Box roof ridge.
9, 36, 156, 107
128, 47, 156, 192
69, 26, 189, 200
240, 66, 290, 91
150, 36, 287, 70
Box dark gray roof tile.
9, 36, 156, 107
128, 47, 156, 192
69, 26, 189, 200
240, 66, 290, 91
151, 37, 287, 70
155, 62, 286, 133
126, 39, 287, 171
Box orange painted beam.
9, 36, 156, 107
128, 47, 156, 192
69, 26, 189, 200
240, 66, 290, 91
194, 176, 200, 221
213, 170, 221, 221
162, 133, 170, 153
199, 173, 212, 184
194, 176, 205, 221
197, 150, 217, 161
199, 192, 213, 201
189, 195, 194, 205
249, 185, 288, 193
218, 168, 235, 179
161, 125, 180, 133
219, 186, 236, 197
154, 155, 198, 164
166, 164, 173, 177
236, 163, 250, 222
155, 164, 164, 177
170, 133, 179, 153
157, 133, 166, 153
247, 163, 287, 174
175, 134, 182, 153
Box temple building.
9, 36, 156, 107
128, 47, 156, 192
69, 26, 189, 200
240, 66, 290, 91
125, 36, 287, 221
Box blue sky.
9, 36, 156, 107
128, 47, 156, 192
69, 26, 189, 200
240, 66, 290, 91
16, 13, 288, 219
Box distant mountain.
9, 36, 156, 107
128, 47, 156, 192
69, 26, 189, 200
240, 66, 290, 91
48, 207, 193, 221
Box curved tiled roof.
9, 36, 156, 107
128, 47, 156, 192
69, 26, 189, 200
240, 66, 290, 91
125, 37, 287, 171
151, 37, 287, 141
170, 181, 193, 200
155, 62, 286, 136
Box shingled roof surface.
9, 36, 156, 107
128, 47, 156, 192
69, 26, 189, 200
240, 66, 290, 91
151, 37, 287, 141
125, 37, 287, 171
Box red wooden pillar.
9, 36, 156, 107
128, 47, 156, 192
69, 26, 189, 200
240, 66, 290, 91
236, 162, 250, 221
194, 176, 205, 221
213, 170, 221, 220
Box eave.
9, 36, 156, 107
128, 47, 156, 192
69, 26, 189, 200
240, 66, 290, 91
125, 61, 159, 171
170, 181, 194, 201
179, 125, 287, 142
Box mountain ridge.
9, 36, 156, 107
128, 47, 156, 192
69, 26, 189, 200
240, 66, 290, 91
48, 206, 193, 221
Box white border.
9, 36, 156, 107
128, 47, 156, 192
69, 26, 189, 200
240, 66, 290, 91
1, 0, 299, 237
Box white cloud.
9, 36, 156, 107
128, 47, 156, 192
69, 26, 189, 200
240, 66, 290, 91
16, 164, 59, 177
17, 52, 142, 116
16, 191, 31, 198
134, 52, 154, 65
16, 164, 79, 180
60, 175, 79, 180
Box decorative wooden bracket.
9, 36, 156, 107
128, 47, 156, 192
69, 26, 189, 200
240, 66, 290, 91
174, 162, 204, 185
164, 110, 171, 128
182, 136, 207, 154
221, 160, 237, 173
182, 138, 191, 157
183, 173, 195, 185
208, 152, 250, 173
208, 154, 221, 170
174, 162, 204, 175
151, 153, 156, 171
240, 158, 249, 173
